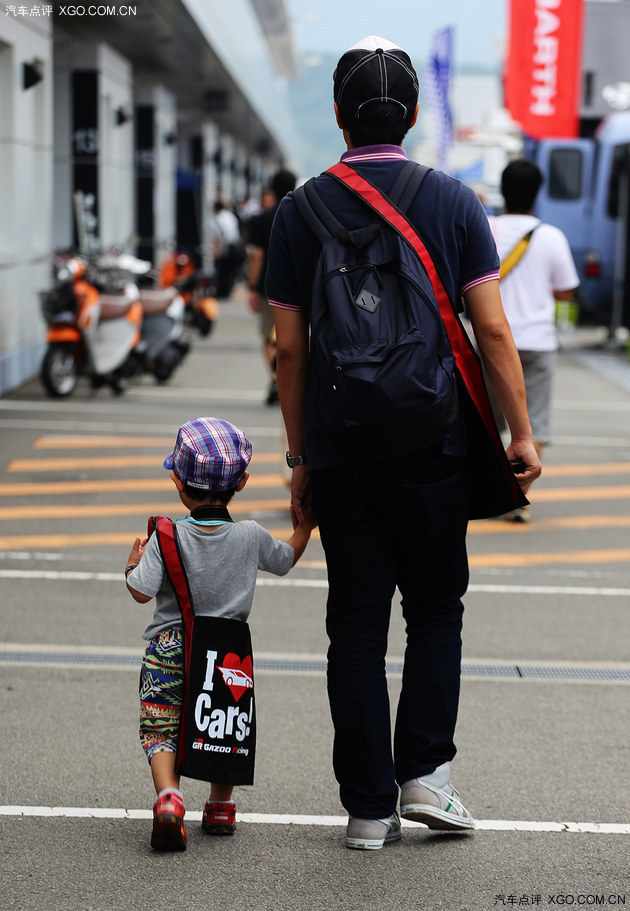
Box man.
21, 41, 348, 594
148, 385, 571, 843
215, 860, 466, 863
489, 159, 579, 521
211, 198, 242, 300
247, 169, 297, 404
266, 36, 541, 851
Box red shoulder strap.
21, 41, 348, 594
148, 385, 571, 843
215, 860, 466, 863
148, 516, 194, 637
326, 161, 520, 497
148, 516, 195, 766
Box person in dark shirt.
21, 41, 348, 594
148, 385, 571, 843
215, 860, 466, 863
247, 169, 296, 404
267, 36, 541, 851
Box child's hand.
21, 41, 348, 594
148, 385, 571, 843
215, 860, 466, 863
126, 536, 147, 569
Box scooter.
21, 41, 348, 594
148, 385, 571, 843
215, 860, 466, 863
159, 251, 220, 338
138, 285, 191, 382
97, 252, 191, 383
40, 257, 144, 397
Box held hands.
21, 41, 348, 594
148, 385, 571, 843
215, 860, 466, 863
287, 466, 317, 566
506, 441, 542, 495
289, 464, 316, 531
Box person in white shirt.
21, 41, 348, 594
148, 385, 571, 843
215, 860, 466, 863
210, 199, 243, 299
489, 159, 579, 520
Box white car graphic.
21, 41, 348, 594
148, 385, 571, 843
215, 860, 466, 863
217, 665, 253, 689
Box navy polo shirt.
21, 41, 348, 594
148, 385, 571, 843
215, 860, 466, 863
266, 145, 500, 470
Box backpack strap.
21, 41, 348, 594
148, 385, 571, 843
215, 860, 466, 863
499, 225, 539, 281
325, 160, 522, 501
387, 160, 432, 210
292, 178, 346, 244
294, 162, 431, 243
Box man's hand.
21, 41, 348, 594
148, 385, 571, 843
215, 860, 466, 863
248, 290, 261, 313
506, 441, 542, 495
289, 464, 311, 530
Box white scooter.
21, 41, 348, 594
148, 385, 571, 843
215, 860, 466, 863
40, 257, 144, 397
97, 252, 191, 383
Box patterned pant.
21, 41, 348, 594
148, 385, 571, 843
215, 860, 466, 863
139, 628, 184, 762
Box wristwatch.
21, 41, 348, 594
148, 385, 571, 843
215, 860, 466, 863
285, 451, 308, 468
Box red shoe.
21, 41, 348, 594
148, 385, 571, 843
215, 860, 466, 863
202, 800, 236, 836
150, 791, 188, 851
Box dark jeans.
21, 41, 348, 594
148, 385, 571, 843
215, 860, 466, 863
310, 449, 469, 819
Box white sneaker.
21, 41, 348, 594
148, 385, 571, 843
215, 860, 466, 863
400, 763, 474, 831
345, 812, 402, 850
503, 505, 531, 523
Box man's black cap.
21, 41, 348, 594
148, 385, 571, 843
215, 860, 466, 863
333, 35, 419, 122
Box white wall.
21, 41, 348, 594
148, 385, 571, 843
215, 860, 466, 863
98, 43, 134, 249
0, 14, 53, 394
53, 38, 134, 253
202, 122, 219, 273
182, 0, 299, 163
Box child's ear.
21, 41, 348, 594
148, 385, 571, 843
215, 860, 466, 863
234, 472, 249, 492
170, 471, 184, 492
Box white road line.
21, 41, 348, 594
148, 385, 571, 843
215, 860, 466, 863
0, 386, 267, 409
0, 806, 628, 833
2, 645, 630, 687
554, 400, 630, 412
1, 568, 629, 598
553, 435, 630, 447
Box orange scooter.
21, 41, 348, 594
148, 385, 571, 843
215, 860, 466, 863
40, 257, 144, 397
159, 251, 219, 337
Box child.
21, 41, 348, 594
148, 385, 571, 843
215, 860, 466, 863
125, 416, 314, 851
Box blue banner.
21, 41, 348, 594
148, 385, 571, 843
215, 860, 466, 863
424, 27, 454, 173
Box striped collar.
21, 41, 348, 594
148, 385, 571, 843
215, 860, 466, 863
340, 145, 408, 164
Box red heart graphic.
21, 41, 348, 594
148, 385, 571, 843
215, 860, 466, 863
218, 653, 253, 702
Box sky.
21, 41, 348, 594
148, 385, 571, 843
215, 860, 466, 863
287, 0, 507, 70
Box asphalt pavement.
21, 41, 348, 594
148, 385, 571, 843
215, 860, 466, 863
1, 291, 629, 910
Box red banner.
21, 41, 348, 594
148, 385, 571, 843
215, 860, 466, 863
504, 0, 584, 139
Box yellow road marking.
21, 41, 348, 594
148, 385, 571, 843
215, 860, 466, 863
531, 486, 630, 502
0, 529, 320, 550
0, 499, 290, 520
9, 456, 168, 471
468, 548, 630, 568
538, 463, 630, 477
8, 455, 281, 472
1, 479, 627, 501
30, 441, 630, 478
0, 532, 627, 569
0, 502, 628, 535
470, 515, 630, 533
0, 475, 285, 496
34, 436, 175, 449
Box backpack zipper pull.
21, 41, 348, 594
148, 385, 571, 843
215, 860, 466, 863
370, 264, 383, 288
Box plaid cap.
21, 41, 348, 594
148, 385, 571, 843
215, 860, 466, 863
333, 35, 419, 122
163, 417, 252, 492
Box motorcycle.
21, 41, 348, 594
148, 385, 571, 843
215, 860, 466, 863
40, 256, 144, 397
138, 285, 191, 382
159, 251, 220, 338
97, 252, 191, 383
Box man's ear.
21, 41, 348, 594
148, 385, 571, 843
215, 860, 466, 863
334, 102, 345, 130
170, 471, 184, 492
410, 103, 419, 129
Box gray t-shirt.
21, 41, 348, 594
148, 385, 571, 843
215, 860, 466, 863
129, 519, 294, 640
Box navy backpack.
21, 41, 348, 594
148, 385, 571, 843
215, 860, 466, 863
292, 160, 458, 457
